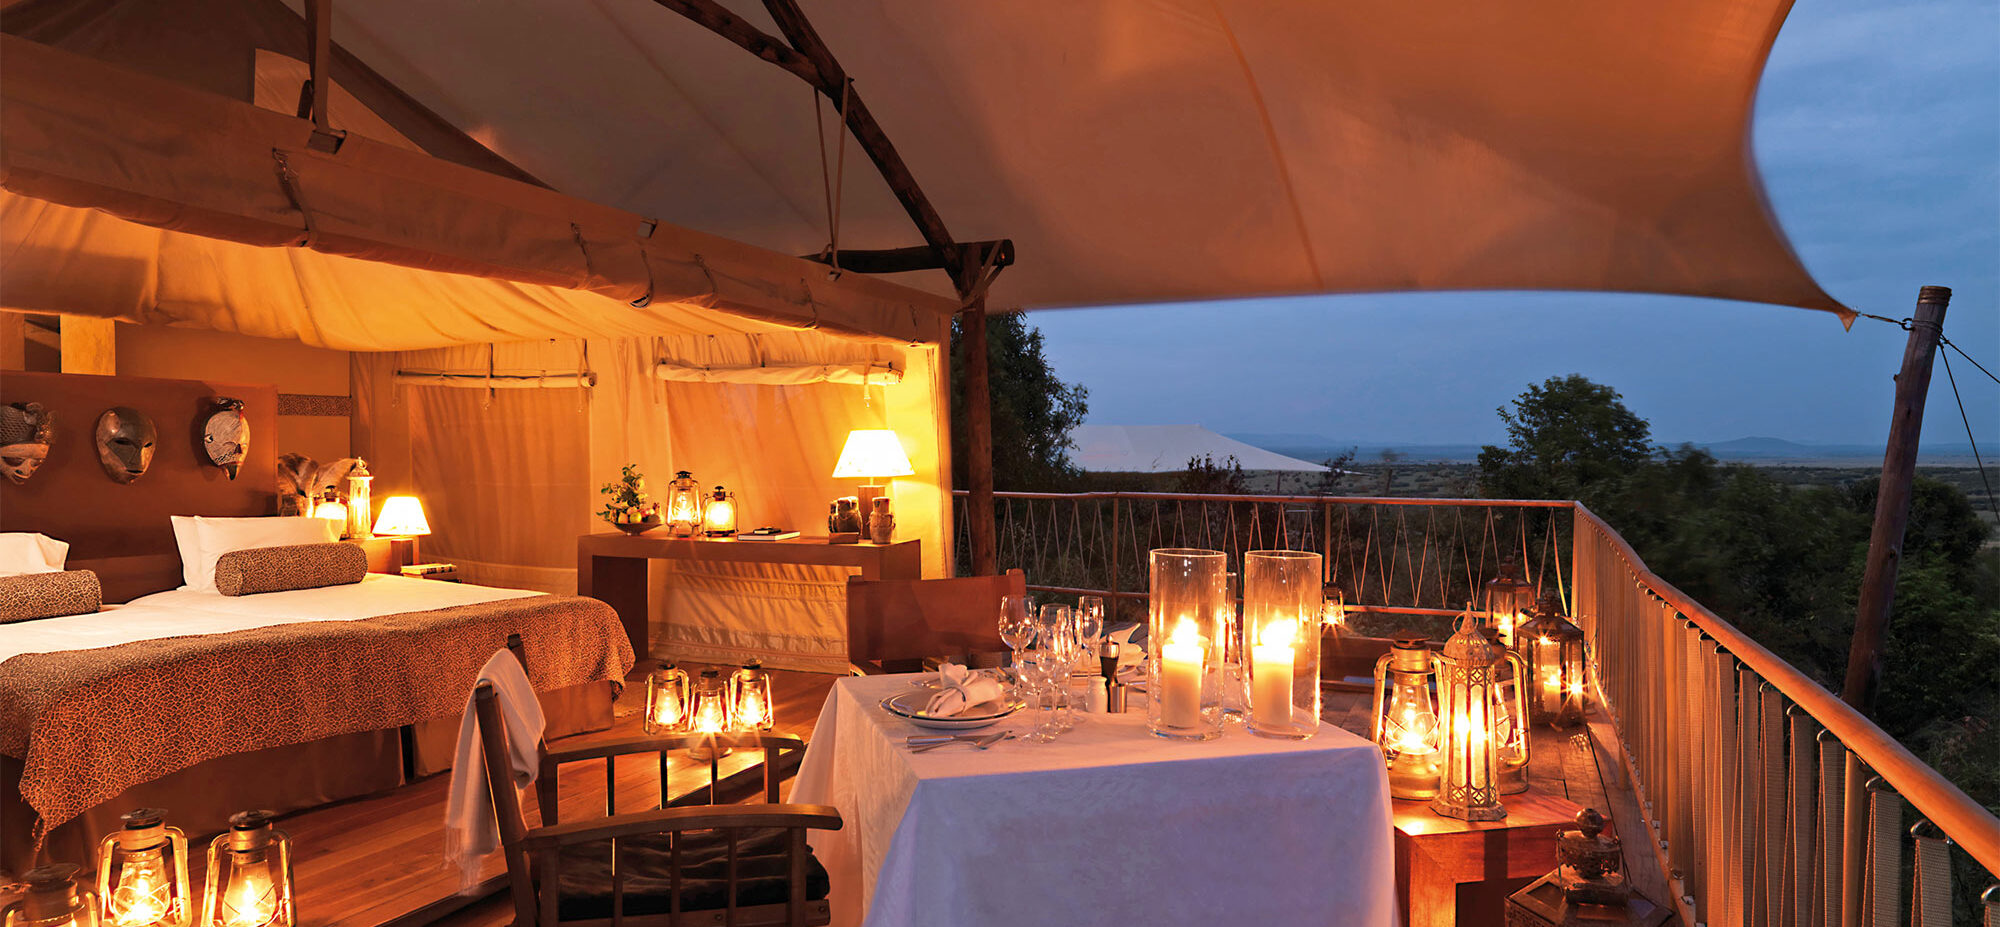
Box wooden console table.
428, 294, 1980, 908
1394, 788, 1583, 927
576, 532, 922, 659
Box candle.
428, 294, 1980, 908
1466, 696, 1489, 791
1250, 617, 1296, 728
1159, 617, 1205, 728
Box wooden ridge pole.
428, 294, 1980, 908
1841, 285, 1950, 714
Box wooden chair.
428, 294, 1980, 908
844, 569, 1026, 673
471, 654, 842, 926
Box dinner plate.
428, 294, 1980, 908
879, 689, 1024, 730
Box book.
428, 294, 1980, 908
737, 528, 800, 541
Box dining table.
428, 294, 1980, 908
788, 672, 1398, 927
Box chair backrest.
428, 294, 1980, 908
845, 569, 1025, 667
473, 648, 541, 919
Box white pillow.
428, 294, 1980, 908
173, 516, 339, 592
0, 533, 68, 576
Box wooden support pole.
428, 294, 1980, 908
1841, 285, 1950, 715
802, 240, 1013, 277
303, 0, 332, 131
960, 300, 997, 576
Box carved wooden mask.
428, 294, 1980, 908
95, 406, 157, 483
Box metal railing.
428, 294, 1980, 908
1575, 504, 1999, 927
952, 489, 2000, 926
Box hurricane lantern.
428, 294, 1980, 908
1146, 548, 1227, 741
4, 864, 99, 927
199, 811, 294, 927
702, 486, 738, 537
97, 808, 190, 927
1242, 551, 1321, 740
730, 658, 774, 731
343, 460, 373, 541
1481, 625, 1532, 795
1430, 608, 1508, 821
687, 668, 733, 761
1519, 591, 1587, 727
1371, 634, 1443, 800
1483, 555, 1534, 648
663, 471, 703, 537
642, 661, 690, 734
1322, 588, 1347, 633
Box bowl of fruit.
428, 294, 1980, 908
600, 464, 664, 535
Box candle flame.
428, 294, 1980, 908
1168, 617, 1199, 646
735, 688, 769, 728
220, 867, 278, 927
110, 862, 173, 926
1259, 618, 1297, 649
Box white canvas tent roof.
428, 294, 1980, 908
1071, 425, 1329, 473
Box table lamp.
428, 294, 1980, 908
832, 429, 915, 517
372, 496, 432, 569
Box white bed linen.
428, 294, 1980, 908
0, 574, 540, 663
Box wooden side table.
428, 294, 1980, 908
1395, 787, 1584, 927
576, 533, 922, 659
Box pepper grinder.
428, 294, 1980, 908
1100, 639, 1127, 713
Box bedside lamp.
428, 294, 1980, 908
372, 496, 432, 569
832, 429, 915, 516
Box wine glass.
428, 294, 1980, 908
1018, 647, 1067, 743
999, 595, 1034, 669
1076, 595, 1106, 661
1039, 605, 1081, 731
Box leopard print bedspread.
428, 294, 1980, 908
0, 595, 634, 842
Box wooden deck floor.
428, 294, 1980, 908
38, 672, 1664, 926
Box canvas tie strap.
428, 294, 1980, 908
271, 150, 321, 249
1908, 822, 1950, 927
813, 79, 853, 279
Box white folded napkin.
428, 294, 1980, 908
925, 662, 1005, 716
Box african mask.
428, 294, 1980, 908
95, 406, 157, 483
202, 397, 250, 479
0, 402, 54, 485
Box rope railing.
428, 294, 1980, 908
1574, 503, 1999, 927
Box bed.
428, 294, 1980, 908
0, 371, 634, 877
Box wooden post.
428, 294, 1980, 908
960, 299, 997, 576
1841, 285, 1950, 715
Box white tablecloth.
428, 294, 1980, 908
789, 674, 1397, 927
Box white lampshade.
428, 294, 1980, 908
831, 430, 915, 480
372, 496, 432, 537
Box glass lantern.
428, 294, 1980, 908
1481, 625, 1532, 795
97, 808, 191, 927
1242, 551, 1321, 740
1146, 548, 1227, 741
313, 492, 347, 540
344, 460, 373, 541
3, 864, 99, 927
702, 486, 738, 537
1322, 588, 1347, 634
1371, 634, 1442, 800
642, 661, 690, 734
1431, 609, 1507, 821
1519, 591, 1587, 727
199, 811, 294, 927
730, 658, 774, 731
1483, 556, 1533, 648
664, 471, 703, 537
1217, 570, 1245, 721
687, 668, 733, 760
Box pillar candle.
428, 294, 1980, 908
1250, 617, 1296, 728
1160, 618, 1205, 728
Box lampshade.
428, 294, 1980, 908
372, 496, 431, 537
831, 430, 915, 480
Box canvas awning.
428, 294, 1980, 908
0, 35, 959, 350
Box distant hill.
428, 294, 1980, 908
1226, 433, 1993, 467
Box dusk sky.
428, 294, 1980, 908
1028, 0, 1999, 449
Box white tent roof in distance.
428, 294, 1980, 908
1070, 425, 1329, 473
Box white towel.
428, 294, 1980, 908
444, 649, 547, 892
924, 662, 1005, 716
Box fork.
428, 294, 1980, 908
908, 731, 1012, 753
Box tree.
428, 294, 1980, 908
1177, 454, 1247, 494
1478, 374, 1654, 501
949, 312, 1089, 492
1311, 448, 1358, 495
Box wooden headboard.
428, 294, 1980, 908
0, 370, 278, 602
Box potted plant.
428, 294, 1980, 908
599, 464, 663, 535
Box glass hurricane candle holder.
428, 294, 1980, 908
1146, 548, 1227, 741
6, 864, 99, 927
1519, 591, 1587, 727
1242, 551, 1321, 740
665, 471, 703, 537
1483, 556, 1533, 648
200, 811, 294, 927
643, 661, 690, 734
1371, 634, 1442, 800
702, 486, 738, 537
1481, 626, 1531, 795
343, 460, 372, 541
729, 658, 773, 731
1431, 608, 1507, 821
97, 808, 190, 927
687, 668, 733, 761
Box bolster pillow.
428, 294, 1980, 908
214, 542, 368, 597
0, 570, 103, 623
